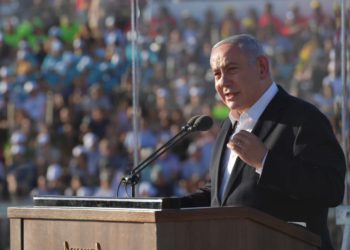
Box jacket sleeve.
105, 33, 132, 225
179, 182, 211, 208
258, 109, 346, 207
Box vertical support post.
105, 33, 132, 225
339, 2, 349, 250
131, 0, 140, 197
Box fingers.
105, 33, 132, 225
232, 130, 252, 142
229, 130, 252, 149
227, 140, 240, 150
226, 130, 268, 169
227, 133, 246, 153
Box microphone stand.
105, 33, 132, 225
122, 124, 194, 197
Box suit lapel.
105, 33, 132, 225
213, 119, 234, 204
252, 87, 287, 140
221, 157, 245, 204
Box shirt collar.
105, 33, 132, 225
229, 82, 278, 128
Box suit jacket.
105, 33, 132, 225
181, 86, 346, 250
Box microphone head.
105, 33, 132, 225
192, 115, 213, 131
187, 115, 201, 126
182, 115, 201, 131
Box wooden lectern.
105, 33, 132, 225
7, 196, 321, 250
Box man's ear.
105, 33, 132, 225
257, 56, 270, 79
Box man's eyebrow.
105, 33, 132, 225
225, 62, 238, 67
218, 62, 239, 69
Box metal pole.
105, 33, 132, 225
339, 0, 350, 249
340, 0, 349, 204
340, 0, 348, 166
131, 0, 140, 197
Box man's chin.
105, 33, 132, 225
226, 102, 240, 110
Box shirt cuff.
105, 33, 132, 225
255, 150, 268, 175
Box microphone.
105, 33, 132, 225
191, 115, 213, 131
181, 115, 201, 131
121, 115, 213, 196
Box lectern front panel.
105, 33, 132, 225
23, 219, 156, 250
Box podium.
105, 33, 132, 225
7, 196, 321, 250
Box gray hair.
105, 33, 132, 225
213, 34, 266, 64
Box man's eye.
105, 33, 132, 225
213, 73, 221, 79
228, 67, 237, 72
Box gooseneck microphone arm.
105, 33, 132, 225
128, 115, 201, 177
121, 115, 213, 197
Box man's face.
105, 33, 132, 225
210, 43, 264, 113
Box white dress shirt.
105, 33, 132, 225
219, 83, 278, 201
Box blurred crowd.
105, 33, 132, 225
0, 0, 349, 203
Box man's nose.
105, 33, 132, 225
218, 74, 230, 87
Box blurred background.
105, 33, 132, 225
0, 0, 349, 249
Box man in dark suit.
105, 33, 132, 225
181, 34, 346, 250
